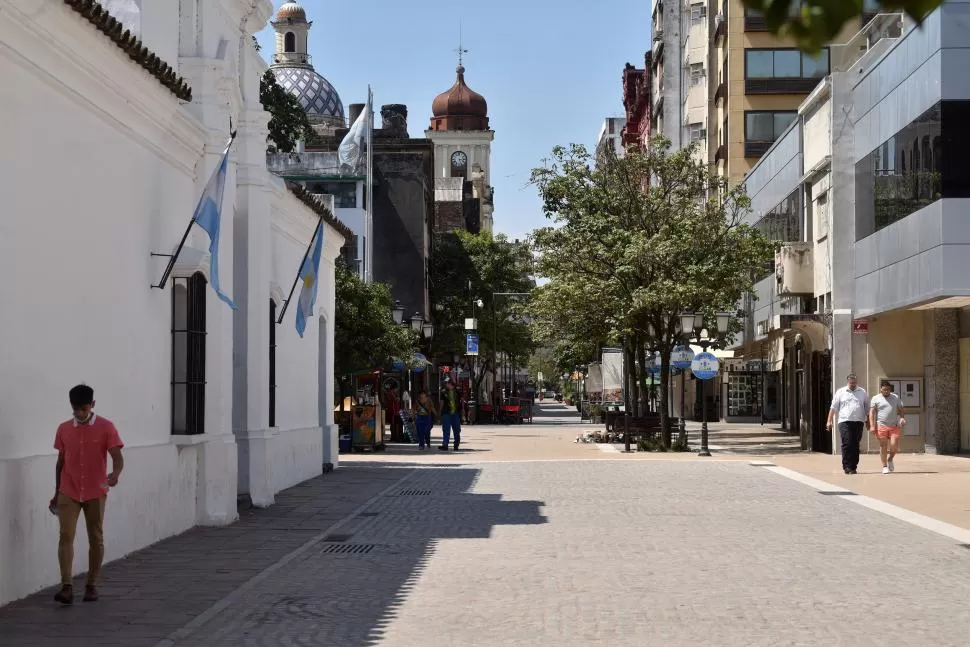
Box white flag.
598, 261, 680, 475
338, 101, 371, 170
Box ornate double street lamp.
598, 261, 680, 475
392, 301, 434, 394
679, 312, 731, 457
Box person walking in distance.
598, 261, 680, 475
869, 381, 906, 474
439, 377, 462, 451
413, 390, 437, 450
826, 373, 869, 474
50, 384, 124, 605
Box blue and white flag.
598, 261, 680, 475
295, 220, 324, 337
192, 140, 237, 309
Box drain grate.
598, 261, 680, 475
398, 489, 432, 496
818, 490, 857, 496
323, 533, 354, 542
320, 543, 375, 555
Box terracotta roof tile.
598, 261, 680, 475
63, 0, 192, 101
285, 181, 353, 243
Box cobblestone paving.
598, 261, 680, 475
0, 465, 413, 647
165, 460, 970, 647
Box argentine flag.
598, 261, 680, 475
192, 141, 237, 309
295, 220, 324, 338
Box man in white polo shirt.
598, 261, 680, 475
826, 373, 869, 474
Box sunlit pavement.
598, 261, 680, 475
3, 404, 970, 646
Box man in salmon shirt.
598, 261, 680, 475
49, 384, 124, 605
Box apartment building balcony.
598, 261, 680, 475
714, 143, 727, 164
744, 14, 768, 31
714, 80, 727, 104
744, 140, 773, 158
714, 15, 727, 42
745, 77, 822, 95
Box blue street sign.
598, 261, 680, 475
691, 352, 720, 381
411, 352, 428, 373
671, 345, 695, 370
647, 352, 662, 376
466, 333, 480, 356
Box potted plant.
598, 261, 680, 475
590, 404, 604, 424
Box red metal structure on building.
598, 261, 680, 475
622, 52, 652, 150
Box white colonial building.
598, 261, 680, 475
0, 0, 347, 605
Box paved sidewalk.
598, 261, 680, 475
0, 465, 414, 647
771, 451, 970, 531
67, 460, 970, 646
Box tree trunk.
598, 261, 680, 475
659, 348, 673, 448
636, 342, 648, 415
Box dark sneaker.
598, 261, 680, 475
54, 584, 73, 605
83, 585, 98, 602
849, 469, 858, 475
453, 444, 460, 451
438, 445, 449, 451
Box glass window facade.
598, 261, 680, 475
753, 189, 801, 281
745, 111, 796, 143
745, 48, 829, 79
855, 101, 970, 239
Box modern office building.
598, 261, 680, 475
732, 5, 970, 456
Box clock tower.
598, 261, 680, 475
426, 57, 495, 232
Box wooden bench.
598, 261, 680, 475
621, 416, 662, 443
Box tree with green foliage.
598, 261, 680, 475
259, 70, 314, 153
531, 138, 776, 447
429, 230, 535, 402
740, 0, 943, 53
334, 263, 417, 379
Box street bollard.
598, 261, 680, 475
624, 415, 631, 452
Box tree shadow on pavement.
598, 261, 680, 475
0, 464, 546, 647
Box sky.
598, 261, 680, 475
255, 0, 652, 242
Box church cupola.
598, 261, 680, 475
269, 1, 344, 126
272, 1, 311, 67
430, 64, 489, 132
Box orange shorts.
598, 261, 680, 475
876, 425, 901, 439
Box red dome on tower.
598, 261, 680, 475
276, 1, 307, 20
430, 65, 489, 131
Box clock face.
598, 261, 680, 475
452, 151, 467, 167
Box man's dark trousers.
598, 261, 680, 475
839, 421, 864, 472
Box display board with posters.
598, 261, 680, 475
587, 363, 603, 403
601, 348, 625, 404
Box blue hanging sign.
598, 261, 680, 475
670, 345, 695, 370
466, 333, 480, 356
691, 352, 720, 381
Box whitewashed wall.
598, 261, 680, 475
0, 0, 214, 606
0, 0, 324, 607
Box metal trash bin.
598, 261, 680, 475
467, 400, 478, 424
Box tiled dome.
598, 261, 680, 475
271, 66, 345, 121
276, 1, 306, 20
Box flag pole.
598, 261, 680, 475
276, 215, 324, 324
152, 130, 237, 290
365, 85, 374, 283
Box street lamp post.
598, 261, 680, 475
679, 312, 731, 457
